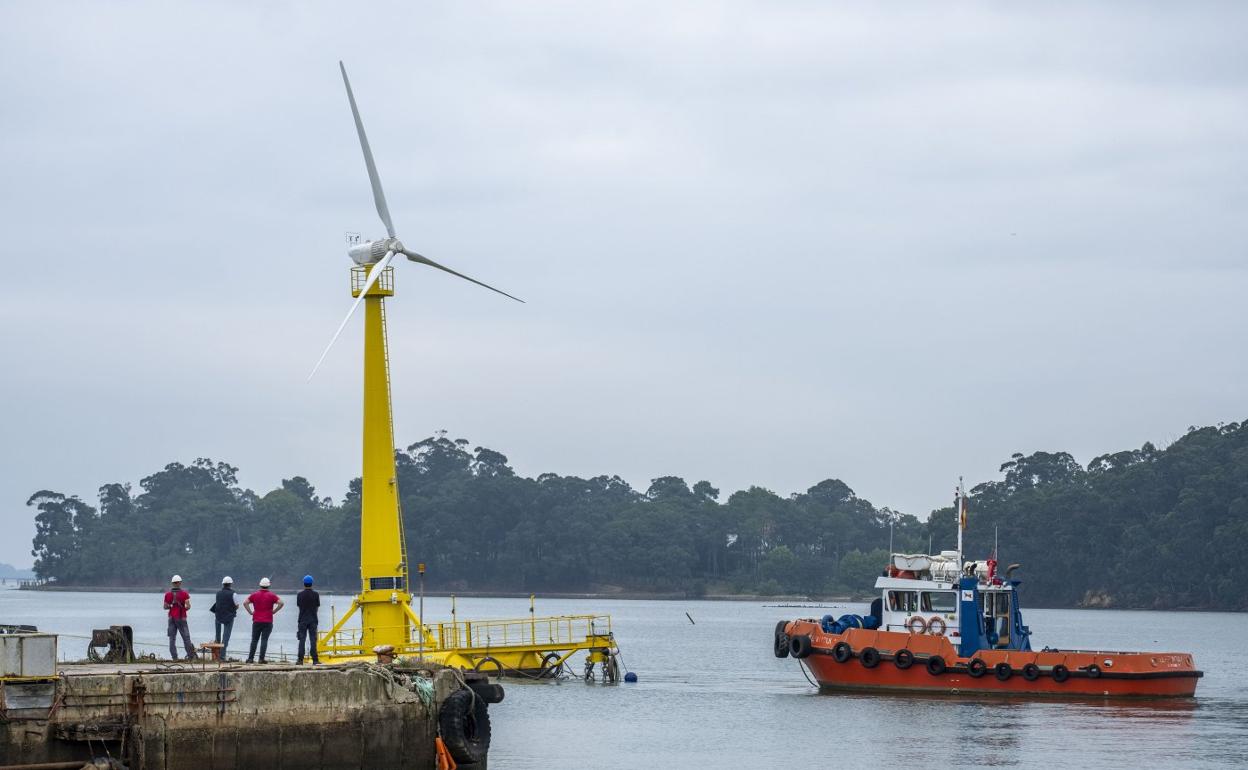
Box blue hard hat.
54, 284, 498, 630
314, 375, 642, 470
303, 575, 314, 586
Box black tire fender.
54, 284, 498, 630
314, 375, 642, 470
1052, 664, 1070, 683
790, 634, 812, 659
967, 658, 987, 678
1086, 664, 1102, 679
832, 642, 853, 663
467, 680, 505, 704
1022, 663, 1040, 681
860, 646, 881, 668
926, 655, 947, 676
473, 656, 505, 677
893, 649, 914, 670
774, 621, 790, 658
995, 662, 1013, 681
540, 652, 563, 677
439, 689, 491, 766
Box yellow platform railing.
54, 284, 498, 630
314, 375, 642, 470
319, 614, 613, 659
433, 614, 613, 650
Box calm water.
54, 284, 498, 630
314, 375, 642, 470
2, 588, 1245, 769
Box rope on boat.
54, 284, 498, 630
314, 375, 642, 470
798, 659, 818, 688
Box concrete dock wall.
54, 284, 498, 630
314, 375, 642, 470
1, 663, 467, 770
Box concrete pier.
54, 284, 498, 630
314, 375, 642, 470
1, 661, 488, 769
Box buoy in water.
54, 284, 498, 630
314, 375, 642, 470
624, 672, 638, 683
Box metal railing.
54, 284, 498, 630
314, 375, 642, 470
319, 614, 612, 656
435, 614, 612, 651
351, 265, 395, 295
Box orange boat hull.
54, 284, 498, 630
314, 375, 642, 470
784, 622, 1201, 698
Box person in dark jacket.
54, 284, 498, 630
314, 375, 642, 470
210, 576, 239, 659
296, 574, 320, 665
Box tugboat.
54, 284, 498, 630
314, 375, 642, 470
774, 487, 1203, 698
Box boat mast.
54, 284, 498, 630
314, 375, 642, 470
956, 477, 965, 569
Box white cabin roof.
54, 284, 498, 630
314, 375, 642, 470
875, 576, 958, 591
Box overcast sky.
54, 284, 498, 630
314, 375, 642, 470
1, 2, 1245, 569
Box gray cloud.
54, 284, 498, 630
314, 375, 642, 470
2, 1, 1245, 567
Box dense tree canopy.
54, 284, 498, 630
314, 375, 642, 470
24, 422, 1248, 610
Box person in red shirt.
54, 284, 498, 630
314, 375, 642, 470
163, 574, 197, 660
243, 577, 285, 664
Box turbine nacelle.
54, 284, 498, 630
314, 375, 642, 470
348, 237, 403, 266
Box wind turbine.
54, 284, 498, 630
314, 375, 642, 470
310, 61, 522, 380
310, 61, 521, 658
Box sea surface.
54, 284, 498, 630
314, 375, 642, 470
2, 587, 1245, 769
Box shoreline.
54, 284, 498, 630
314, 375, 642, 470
11, 584, 1242, 612
15, 584, 843, 603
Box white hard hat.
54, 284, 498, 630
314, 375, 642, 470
171, 574, 183, 583
259, 577, 271, 587
222, 576, 233, 585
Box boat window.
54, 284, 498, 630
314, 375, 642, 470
921, 591, 957, 613
887, 590, 918, 612
993, 592, 1011, 616
981, 591, 1010, 617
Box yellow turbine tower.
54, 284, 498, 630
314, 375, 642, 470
309, 62, 620, 680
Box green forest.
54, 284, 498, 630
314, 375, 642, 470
25, 421, 1248, 610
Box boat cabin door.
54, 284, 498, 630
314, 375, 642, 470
982, 590, 1011, 647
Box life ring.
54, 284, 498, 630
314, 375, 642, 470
906, 616, 928, 635
967, 658, 987, 678
789, 635, 812, 659
438, 689, 492, 766
1052, 664, 1070, 683
832, 642, 853, 663
1022, 663, 1040, 681
926, 655, 946, 676
859, 647, 881, 669
927, 617, 947, 635
994, 662, 1013, 681
893, 649, 914, 670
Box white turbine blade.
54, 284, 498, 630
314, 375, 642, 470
400, 249, 524, 303
339, 61, 395, 239
308, 251, 396, 380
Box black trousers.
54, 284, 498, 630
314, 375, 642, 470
247, 622, 273, 662
297, 619, 319, 663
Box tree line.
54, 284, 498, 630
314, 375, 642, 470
25, 421, 1248, 610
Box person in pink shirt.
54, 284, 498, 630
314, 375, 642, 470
243, 577, 285, 664
163, 574, 197, 660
